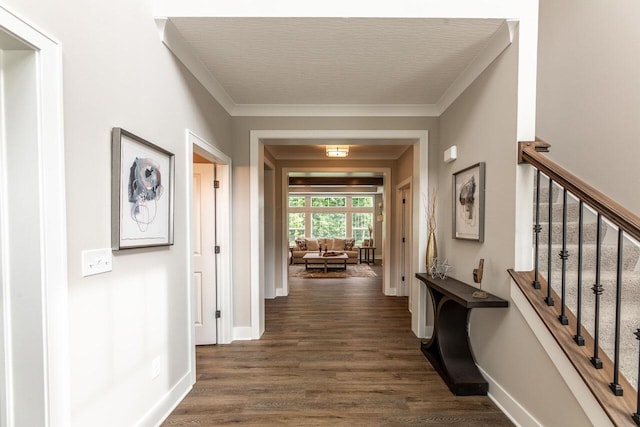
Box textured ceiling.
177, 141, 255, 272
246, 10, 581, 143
169, 17, 504, 106
265, 144, 410, 160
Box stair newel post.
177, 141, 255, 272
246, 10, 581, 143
633, 328, 640, 425
574, 201, 585, 345
545, 179, 555, 306
532, 170, 542, 289
591, 213, 603, 369
558, 189, 569, 325
609, 228, 624, 396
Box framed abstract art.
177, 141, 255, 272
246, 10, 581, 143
452, 162, 485, 242
111, 127, 175, 250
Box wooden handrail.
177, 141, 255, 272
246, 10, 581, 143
519, 139, 640, 243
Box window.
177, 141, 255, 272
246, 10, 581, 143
311, 196, 346, 207
288, 213, 305, 244
352, 196, 373, 207
312, 213, 346, 238
288, 195, 376, 244
289, 197, 305, 207
352, 213, 373, 245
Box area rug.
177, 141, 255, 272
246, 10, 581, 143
288, 264, 377, 279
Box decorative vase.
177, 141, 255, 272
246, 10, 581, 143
426, 230, 437, 271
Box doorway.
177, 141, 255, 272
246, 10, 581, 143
397, 180, 412, 300
264, 158, 276, 299
0, 7, 69, 426
192, 158, 218, 345
187, 130, 233, 357
251, 130, 430, 340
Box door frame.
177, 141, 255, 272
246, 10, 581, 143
250, 129, 430, 339
185, 130, 233, 378
263, 156, 276, 299
396, 178, 412, 298
0, 6, 68, 426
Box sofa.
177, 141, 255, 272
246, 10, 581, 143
290, 237, 358, 265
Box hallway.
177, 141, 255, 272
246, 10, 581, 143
163, 267, 512, 426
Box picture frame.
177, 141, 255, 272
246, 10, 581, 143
362, 239, 370, 247
111, 127, 175, 250
452, 162, 485, 242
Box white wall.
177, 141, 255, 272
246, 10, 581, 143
438, 32, 594, 426
536, 0, 640, 215
1, 0, 232, 425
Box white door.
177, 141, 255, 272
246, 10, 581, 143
400, 187, 412, 298
193, 163, 217, 344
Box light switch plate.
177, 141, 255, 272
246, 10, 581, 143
82, 248, 113, 276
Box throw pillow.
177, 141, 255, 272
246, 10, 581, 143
295, 237, 307, 251
305, 238, 319, 251
332, 238, 346, 251
344, 238, 355, 251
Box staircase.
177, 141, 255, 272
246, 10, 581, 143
514, 139, 640, 426
536, 178, 640, 388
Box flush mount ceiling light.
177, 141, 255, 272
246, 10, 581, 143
326, 145, 349, 158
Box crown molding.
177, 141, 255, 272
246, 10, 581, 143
435, 20, 515, 114
231, 103, 438, 117
157, 17, 515, 118
155, 18, 236, 114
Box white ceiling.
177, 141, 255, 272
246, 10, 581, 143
264, 142, 411, 160
165, 17, 508, 159
168, 17, 505, 108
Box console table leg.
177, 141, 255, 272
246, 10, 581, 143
422, 298, 488, 396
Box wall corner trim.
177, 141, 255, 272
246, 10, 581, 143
436, 19, 515, 114
156, 18, 236, 114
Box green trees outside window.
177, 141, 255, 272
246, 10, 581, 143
311, 196, 346, 207
352, 197, 373, 207
352, 213, 373, 245
289, 197, 305, 207
288, 213, 305, 244
312, 213, 346, 238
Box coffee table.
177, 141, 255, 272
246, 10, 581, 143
302, 253, 348, 273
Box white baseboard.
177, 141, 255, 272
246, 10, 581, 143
233, 326, 254, 341
478, 366, 541, 427
138, 370, 193, 427
276, 288, 286, 297
510, 281, 613, 427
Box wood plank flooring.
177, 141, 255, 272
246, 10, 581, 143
162, 265, 512, 426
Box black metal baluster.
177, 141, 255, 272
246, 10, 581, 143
574, 201, 585, 345
546, 179, 555, 306
533, 170, 542, 289
633, 328, 640, 425
609, 228, 624, 396
558, 189, 569, 325
591, 213, 603, 369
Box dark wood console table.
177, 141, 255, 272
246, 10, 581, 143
415, 273, 508, 396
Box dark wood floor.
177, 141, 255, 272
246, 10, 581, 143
163, 264, 512, 426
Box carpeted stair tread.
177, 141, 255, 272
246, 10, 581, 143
537, 243, 640, 271
534, 221, 602, 245
533, 177, 640, 389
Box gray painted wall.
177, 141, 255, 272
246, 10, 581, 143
438, 34, 593, 426
537, 0, 640, 215
3, 0, 232, 425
